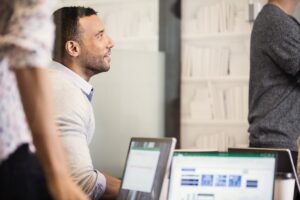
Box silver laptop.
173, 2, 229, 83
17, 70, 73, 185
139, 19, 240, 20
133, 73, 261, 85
168, 152, 277, 200
117, 137, 176, 200
229, 147, 300, 199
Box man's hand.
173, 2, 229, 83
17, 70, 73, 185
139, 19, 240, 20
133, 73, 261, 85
101, 173, 121, 200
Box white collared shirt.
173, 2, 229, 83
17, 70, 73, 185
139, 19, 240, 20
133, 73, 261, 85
50, 61, 95, 143
51, 61, 94, 102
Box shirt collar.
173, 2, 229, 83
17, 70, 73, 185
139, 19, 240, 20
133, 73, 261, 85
52, 61, 94, 101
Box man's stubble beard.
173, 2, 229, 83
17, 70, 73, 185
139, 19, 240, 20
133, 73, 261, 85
81, 52, 109, 76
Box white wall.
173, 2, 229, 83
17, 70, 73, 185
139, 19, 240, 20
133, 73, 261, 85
89, 50, 165, 177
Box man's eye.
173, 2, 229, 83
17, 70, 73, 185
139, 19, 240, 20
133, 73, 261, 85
97, 34, 103, 39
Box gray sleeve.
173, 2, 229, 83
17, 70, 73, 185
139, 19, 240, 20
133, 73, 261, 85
267, 34, 300, 77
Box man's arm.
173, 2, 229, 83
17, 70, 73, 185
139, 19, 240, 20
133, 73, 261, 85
15, 67, 87, 200
101, 173, 121, 200
47, 71, 120, 199
267, 34, 300, 78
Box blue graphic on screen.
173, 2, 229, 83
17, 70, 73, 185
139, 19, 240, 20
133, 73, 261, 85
181, 178, 199, 186
201, 174, 214, 186
229, 175, 242, 187
246, 180, 258, 188
215, 175, 227, 187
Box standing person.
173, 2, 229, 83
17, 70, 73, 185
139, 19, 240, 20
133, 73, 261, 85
248, 0, 300, 166
0, 0, 88, 200
50, 7, 120, 200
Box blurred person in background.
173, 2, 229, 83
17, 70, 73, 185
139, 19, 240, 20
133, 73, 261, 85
248, 0, 300, 167
0, 0, 88, 199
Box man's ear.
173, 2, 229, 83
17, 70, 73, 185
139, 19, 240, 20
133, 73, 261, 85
65, 40, 80, 57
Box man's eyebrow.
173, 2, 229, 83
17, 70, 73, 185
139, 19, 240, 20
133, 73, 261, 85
95, 30, 104, 36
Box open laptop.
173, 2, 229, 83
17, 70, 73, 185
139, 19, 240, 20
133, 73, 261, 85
229, 147, 300, 199
168, 152, 277, 200
117, 137, 176, 200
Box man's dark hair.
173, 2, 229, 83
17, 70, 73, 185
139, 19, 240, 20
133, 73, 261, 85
52, 7, 97, 61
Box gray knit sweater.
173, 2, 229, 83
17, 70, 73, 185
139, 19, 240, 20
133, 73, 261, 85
248, 4, 300, 151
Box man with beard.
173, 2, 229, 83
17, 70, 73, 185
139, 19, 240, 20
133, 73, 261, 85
50, 7, 120, 200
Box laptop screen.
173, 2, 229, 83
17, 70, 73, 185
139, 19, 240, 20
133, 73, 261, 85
118, 137, 176, 200
228, 147, 300, 198
168, 152, 276, 200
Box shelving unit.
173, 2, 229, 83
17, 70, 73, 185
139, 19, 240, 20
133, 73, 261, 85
180, 0, 262, 150
182, 76, 249, 82
182, 32, 251, 41
182, 119, 248, 126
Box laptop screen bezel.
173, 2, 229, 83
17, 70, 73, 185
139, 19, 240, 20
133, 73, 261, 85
117, 137, 176, 200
